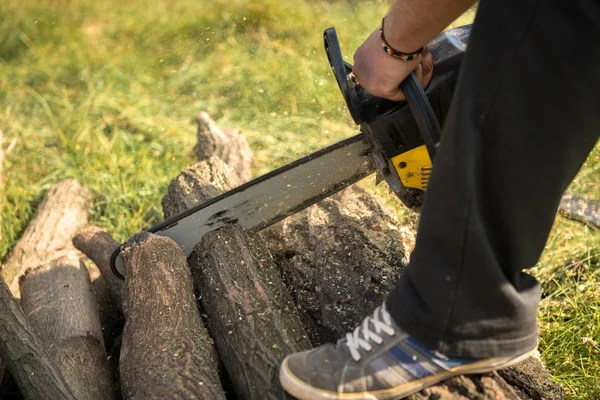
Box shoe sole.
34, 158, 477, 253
279, 349, 534, 400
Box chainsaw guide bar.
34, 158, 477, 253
110, 135, 375, 278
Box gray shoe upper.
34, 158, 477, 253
284, 305, 457, 393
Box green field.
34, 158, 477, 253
1, 0, 598, 397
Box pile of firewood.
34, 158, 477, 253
0, 113, 564, 399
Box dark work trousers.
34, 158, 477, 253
386, 0, 600, 358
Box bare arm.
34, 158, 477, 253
353, 0, 475, 100
384, 0, 476, 53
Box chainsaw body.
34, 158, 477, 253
325, 25, 471, 208
110, 26, 471, 277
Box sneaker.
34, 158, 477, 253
279, 303, 534, 400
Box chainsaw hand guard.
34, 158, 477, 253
324, 26, 470, 209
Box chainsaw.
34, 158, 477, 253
110, 25, 471, 278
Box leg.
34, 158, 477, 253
280, 1, 600, 398
387, 0, 600, 358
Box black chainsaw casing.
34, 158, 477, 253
324, 26, 471, 208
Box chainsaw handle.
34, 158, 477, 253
400, 73, 442, 160
324, 28, 362, 124
324, 27, 442, 161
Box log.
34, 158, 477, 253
19, 255, 115, 400
263, 186, 412, 345
0, 358, 4, 391
162, 157, 311, 400
0, 357, 13, 399
498, 354, 563, 399
194, 112, 253, 182
407, 351, 562, 399
90, 275, 125, 351
74, 226, 126, 348
264, 187, 562, 399
73, 226, 126, 308
1, 376, 23, 400
119, 232, 225, 400
1, 179, 90, 297
559, 192, 600, 228
0, 278, 77, 400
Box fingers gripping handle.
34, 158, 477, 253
324, 27, 442, 161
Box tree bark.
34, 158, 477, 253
498, 355, 563, 400
19, 255, 115, 400
73, 226, 125, 308
0, 278, 77, 400
89, 276, 125, 351
162, 157, 311, 400
263, 186, 412, 346
0, 358, 5, 394
119, 232, 225, 400
0, 357, 17, 399
406, 352, 562, 399
73, 226, 126, 349
194, 112, 253, 183
559, 192, 600, 228
1, 179, 90, 297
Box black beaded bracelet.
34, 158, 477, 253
380, 17, 423, 61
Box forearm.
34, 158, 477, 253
384, 0, 476, 52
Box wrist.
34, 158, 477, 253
382, 15, 427, 55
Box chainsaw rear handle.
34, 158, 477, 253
323, 27, 442, 161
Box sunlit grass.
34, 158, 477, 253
1, 1, 598, 397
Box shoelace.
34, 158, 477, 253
345, 304, 396, 361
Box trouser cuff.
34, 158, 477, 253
386, 294, 539, 359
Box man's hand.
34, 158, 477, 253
352, 0, 474, 101
352, 28, 433, 101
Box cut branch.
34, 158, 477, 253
559, 192, 600, 228
0, 278, 77, 400
119, 232, 225, 400
73, 226, 126, 349
73, 226, 126, 308
19, 255, 115, 400
194, 112, 253, 182
1, 179, 90, 297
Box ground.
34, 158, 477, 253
0, 0, 598, 398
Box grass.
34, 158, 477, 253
0, 0, 598, 397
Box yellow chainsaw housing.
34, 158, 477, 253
391, 144, 432, 191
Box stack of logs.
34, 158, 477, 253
0, 113, 564, 399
